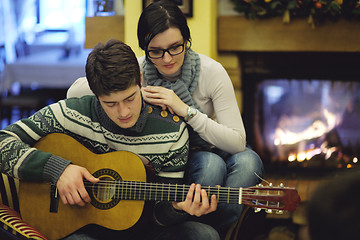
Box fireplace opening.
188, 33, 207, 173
240, 52, 360, 175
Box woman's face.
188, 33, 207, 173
147, 27, 186, 75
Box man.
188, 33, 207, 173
0, 39, 219, 239
306, 171, 360, 240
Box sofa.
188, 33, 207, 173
0, 173, 47, 239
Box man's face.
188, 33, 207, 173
98, 85, 142, 129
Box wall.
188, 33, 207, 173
218, 16, 360, 52
124, 0, 218, 59
85, 0, 242, 110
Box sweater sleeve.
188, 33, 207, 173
188, 55, 246, 154
0, 106, 71, 183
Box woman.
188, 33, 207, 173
67, 0, 264, 237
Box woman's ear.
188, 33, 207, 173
186, 40, 192, 50
140, 72, 143, 87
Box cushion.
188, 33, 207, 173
0, 203, 47, 240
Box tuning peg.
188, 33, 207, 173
279, 183, 284, 187
254, 207, 262, 213
276, 210, 284, 214
265, 209, 273, 214
269, 182, 273, 187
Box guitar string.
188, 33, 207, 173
80, 181, 285, 204
46, 181, 284, 207
81, 182, 285, 197
82, 183, 270, 195
81, 181, 285, 194
44, 181, 286, 208
47, 180, 285, 201
82, 180, 286, 190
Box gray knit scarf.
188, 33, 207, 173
143, 49, 215, 152
142, 48, 201, 111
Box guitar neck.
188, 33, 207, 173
87, 180, 301, 211
90, 180, 241, 204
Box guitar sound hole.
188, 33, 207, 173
94, 176, 116, 202
90, 168, 122, 210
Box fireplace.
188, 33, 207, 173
240, 52, 360, 174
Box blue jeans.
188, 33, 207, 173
62, 221, 220, 240
184, 147, 264, 238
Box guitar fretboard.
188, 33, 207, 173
87, 180, 243, 204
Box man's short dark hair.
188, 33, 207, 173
86, 39, 141, 97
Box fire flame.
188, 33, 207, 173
273, 108, 349, 163
274, 109, 337, 146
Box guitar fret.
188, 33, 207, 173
238, 187, 242, 204
126, 182, 129, 200
129, 183, 134, 200
182, 184, 185, 201
174, 184, 177, 202
121, 181, 124, 200
124, 181, 129, 199
227, 187, 230, 204
149, 182, 152, 200
117, 182, 120, 199
137, 185, 141, 200
167, 183, 170, 201
154, 183, 157, 201
160, 184, 163, 201
135, 182, 138, 200
130, 182, 134, 200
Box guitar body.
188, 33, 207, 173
19, 133, 147, 239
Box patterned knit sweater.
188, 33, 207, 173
0, 95, 189, 226
0, 95, 188, 183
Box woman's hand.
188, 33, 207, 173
172, 184, 217, 216
142, 86, 188, 117
56, 164, 99, 207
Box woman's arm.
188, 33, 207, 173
142, 55, 246, 154
187, 55, 246, 154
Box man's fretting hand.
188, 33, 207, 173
172, 183, 217, 216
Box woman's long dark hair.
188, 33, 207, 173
137, 0, 191, 52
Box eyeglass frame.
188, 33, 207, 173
145, 41, 186, 59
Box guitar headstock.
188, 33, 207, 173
242, 183, 301, 214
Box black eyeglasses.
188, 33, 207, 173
146, 42, 185, 59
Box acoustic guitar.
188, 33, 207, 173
19, 133, 300, 239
